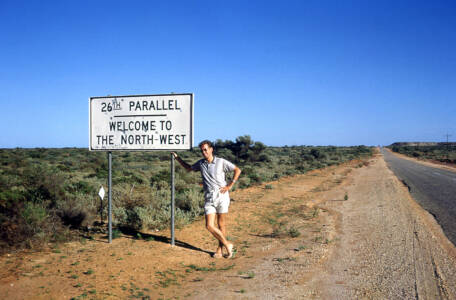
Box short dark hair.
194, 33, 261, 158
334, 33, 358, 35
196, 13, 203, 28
198, 140, 213, 148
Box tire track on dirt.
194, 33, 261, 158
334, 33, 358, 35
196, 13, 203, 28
308, 153, 456, 299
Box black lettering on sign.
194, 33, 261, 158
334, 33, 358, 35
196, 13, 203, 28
109, 121, 157, 132
174, 134, 186, 144
159, 134, 168, 144
144, 135, 154, 144
96, 135, 114, 145
159, 120, 172, 130
159, 134, 186, 145
101, 102, 113, 112
128, 99, 181, 111
121, 135, 155, 145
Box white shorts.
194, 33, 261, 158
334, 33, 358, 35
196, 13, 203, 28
204, 190, 230, 215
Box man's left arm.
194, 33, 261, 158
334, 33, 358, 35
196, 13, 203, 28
220, 166, 241, 194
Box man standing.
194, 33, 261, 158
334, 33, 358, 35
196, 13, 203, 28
172, 140, 241, 258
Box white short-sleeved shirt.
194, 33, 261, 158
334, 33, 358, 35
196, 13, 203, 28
192, 156, 236, 192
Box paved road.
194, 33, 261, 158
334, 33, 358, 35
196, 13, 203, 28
382, 148, 456, 246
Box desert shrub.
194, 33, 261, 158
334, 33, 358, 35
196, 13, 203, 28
242, 166, 262, 184
114, 170, 146, 185
114, 184, 204, 231
0, 141, 374, 252
288, 226, 301, 238
175, 188, 204, 215
301, 154, 314, 161
284, 169, 294, 176
94, 167, 108, 179
128, 206, 149, 231
295, 163, 309, 173
238, 177, 251, 188
157, 152, 171, 162
176, 167, 199, 185
21, 166, 67, 208
22, 201, 48, 228
115, 202, 194, 231
214, 135, 269, 163
310, 148, 321, 159
215, 148, 236, 163
176, 181, 198, 201
0, 189, 25, 207
150, 169, 170, 189
66, 180, 96, 194
388, 144, 455, 162
0, 200, 71, 251
56, 196, 92, 229
248, 172, 262, 184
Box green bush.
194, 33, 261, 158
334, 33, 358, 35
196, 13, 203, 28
388, 144, 455, 162
0, 141, 374, 252
150, 169, 170, 189
238, 177, 251, 188
22, 202, 48, 227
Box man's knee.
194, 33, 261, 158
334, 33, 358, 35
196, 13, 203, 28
206, 224, 216, 232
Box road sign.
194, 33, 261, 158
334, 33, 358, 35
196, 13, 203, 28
89, 93, 193, 151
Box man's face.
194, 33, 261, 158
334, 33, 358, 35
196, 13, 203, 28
200, 144, 213, 160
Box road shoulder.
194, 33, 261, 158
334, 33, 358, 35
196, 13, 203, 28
308, 152, 456, 299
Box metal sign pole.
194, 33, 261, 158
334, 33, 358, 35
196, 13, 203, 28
170, 153, 175, 246
108, 151, 112, 243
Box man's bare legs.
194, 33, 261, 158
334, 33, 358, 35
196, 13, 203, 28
205, 213, 233, 258
214, 213, 227, 257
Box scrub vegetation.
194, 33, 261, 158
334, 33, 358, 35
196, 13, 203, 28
389, 143, 456, 163
0, 135, 372, 253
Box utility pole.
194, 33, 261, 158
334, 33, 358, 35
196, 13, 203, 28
444, 133, 452, 160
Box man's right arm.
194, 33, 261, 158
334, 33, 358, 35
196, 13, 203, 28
171, 152, 194, 172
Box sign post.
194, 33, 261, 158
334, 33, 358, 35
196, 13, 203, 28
170, 153, 175, 246
89, 94, 193, 244
108, 151, 112, 243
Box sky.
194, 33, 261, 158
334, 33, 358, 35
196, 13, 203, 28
1, 0, 455, 147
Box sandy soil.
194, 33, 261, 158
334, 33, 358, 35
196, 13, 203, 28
1, 152, 455, 299
306, 151, 456, 299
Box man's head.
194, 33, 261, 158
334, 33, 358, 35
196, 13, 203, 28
199, 140, 213, 160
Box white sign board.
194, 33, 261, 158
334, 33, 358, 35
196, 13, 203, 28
98, 186, 105, 200
89, 93, 193, 151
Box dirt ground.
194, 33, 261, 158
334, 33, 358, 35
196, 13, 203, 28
1, 151, 456, 299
